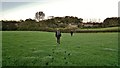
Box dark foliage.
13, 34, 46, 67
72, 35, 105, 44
1, 17, 119, 32
102, 17, 120, 27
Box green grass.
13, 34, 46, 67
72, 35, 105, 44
2, 31, 118, 66
79, 27, 119, 31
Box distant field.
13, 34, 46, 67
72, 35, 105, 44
2, 31, 118, 66
80, 27, 119, 30
76, 27, 119, 32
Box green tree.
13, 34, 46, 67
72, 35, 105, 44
18, 18, 38, 30
2, 20, 20, 30
103, 17, 119, 27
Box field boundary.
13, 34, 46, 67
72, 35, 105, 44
2, 27, 120, 33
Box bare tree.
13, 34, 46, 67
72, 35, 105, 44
35, 11, 45, 21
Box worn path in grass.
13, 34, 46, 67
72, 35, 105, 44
2, 31, 118, 66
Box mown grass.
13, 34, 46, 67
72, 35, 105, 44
2, 31, 118, 66
77, 27, 120, 32
79, 27, 119, 31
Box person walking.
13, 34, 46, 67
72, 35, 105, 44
55, 29, 61, 44
70, 30, 73, 36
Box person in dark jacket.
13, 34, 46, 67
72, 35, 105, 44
55, 29, 61, 44
70, 30, 73, 36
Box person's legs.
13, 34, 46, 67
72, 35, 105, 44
71, 33, 72, 36
57, 37, 60, 44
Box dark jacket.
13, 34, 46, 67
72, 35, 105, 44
55, 31, 61, 38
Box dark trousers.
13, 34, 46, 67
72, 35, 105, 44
57, 37, 60, 44
71, 33, 73, 36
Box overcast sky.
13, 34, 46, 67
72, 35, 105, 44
0, 0, 119, 22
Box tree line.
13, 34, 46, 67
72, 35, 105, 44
1, 11, 120, 32
2, 16, 83, 31
102, 17, 120, 27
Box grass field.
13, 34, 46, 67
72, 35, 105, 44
2, 31, 118, 66
76, 27, 119, 32
80, 27, 119, 31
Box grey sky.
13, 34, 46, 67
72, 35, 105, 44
2, 2, 30, 11
1, 0, 41, 2
1, 0, 119, 21
118, 1, 120, 17
1, 0, 52, 11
